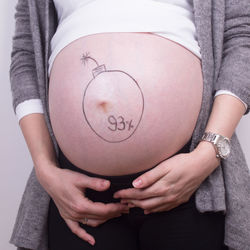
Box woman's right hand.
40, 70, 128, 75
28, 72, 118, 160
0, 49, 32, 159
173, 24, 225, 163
18, 114, 127, 245
36, 163, 129, 245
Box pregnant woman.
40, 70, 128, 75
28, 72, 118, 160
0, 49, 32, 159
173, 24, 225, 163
9, 0, 250, 250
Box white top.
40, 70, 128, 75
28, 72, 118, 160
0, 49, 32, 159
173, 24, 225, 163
15, 0, 248, 123
48, 0, 201, 75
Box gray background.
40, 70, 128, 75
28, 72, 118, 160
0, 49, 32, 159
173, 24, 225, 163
1, 1, 249, 249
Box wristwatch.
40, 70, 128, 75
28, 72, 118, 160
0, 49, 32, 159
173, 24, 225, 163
201, 131, 231, 160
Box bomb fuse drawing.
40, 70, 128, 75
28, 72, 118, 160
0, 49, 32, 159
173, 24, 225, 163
81, 52, 144, 143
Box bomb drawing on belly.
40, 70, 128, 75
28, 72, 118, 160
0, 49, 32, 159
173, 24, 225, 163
81, 52, 144, 143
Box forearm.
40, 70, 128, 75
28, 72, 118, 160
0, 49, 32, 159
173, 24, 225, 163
193, 94, 246, 173
19, 113, 59, 178
203, 94, 246, 139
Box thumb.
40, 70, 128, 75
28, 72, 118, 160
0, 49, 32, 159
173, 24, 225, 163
77, 174, 110, 191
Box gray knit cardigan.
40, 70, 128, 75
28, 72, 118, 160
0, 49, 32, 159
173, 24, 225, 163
9, 0, 250, 249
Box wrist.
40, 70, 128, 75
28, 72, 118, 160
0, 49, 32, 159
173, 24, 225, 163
192, 141, 221, 173
33, 150, 59, 168
34, 159, 61, 192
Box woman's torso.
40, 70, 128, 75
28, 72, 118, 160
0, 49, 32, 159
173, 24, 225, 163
48, 0, 203, 175
48, 32, 203, 175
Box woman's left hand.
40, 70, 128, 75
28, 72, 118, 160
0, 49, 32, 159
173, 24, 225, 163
113, 142, 221, 214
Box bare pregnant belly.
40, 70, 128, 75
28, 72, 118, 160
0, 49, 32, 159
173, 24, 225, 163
48, 32, 203, 175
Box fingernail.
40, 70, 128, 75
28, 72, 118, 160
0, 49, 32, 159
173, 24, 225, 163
133, 179, 142, 187
88, 238, 95, 246
113, 193, 119, 198
101, 180, 109, 188
128, 203, 135, 208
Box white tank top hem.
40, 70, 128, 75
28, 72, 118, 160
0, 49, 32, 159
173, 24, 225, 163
15, 0, 248, 123
15, 0, 250, 122
48, 0, 201, 75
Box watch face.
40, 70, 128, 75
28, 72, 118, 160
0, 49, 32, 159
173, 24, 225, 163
218, 138, 230, 158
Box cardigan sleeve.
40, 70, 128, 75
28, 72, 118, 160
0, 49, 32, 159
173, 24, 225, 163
214, 0, 250, 115
15, 99, 44, 124
9, 0, 41, 115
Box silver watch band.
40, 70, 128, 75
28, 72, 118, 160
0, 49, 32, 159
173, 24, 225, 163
201, 132, 223, 159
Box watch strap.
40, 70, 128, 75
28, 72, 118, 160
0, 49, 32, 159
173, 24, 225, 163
201, 132, 225, 159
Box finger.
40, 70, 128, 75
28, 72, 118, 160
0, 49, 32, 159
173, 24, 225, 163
145, 194, 194, 214
65, 192, 129, 220
80, 212, 122, 228
65, 219, 95, 245
79, 206, 127, 220
80, 199, 129, 218
114, 187, 153, 200
80, 218, 106, 228
131, 162, 169, 189
122, 196, 164, 211
75, 174, 110, 192
114, 180, 169, 200
76, 210, 123, 220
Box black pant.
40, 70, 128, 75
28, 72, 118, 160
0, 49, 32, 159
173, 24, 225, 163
48, 139, 228, 250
